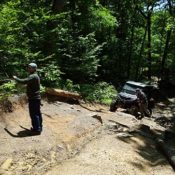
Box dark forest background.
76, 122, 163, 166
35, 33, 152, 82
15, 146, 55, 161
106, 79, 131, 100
0, 0, 175, 103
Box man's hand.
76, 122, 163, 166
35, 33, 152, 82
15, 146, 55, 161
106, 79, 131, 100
13, 75, 17, 79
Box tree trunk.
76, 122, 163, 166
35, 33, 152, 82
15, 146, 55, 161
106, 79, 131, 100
160, 30, 171, 80
70, 0, 76, 29
135, 26, 147, 81
43, 0, 65, 55
127, 25, 135, 79
52, 0, 65, 13
147, 12, 152, 80
46, 88, 82, 100
134, 2, 154, 81
160, 0, 173, 80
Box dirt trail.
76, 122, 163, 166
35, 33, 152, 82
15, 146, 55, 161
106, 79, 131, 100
46, 133, 174, 175
45, 107, 175, 175
0, 97, 175, 175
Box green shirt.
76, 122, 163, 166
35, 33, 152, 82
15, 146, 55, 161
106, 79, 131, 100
15, 73, 41, 100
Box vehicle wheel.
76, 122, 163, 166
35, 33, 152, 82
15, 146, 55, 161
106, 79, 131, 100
149, 108, 152, 115
109, 100, 118, 112
148, 108, 152, 116
129, 105, 139, 117
149, 98, 155, 109
144, 108, 152, 117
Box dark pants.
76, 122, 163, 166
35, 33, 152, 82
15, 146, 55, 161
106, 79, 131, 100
28, 99, 42, 132
139, 102, 151, 118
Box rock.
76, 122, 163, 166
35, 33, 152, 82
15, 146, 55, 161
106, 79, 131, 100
91, 115, 103, 124
1, 158, 13, 170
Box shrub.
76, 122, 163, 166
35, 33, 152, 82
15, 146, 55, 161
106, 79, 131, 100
79, 82, 117, 104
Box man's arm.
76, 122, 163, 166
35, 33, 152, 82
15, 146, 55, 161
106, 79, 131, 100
13, 75, 33, 84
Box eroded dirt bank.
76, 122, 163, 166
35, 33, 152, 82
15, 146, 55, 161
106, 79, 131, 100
0, 97, 175, 175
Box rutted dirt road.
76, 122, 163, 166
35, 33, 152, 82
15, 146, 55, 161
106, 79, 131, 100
0, 96, 175, 175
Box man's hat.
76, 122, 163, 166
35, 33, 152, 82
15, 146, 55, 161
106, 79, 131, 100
28, 63, 37, 69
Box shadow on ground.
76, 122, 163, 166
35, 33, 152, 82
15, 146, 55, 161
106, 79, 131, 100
4, 125, 41, 137
109, 100, 175, 171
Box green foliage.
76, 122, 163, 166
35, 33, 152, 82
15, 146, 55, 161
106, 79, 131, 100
1, 0, 175, 104
59, 32, 103, 82
40, 84, 46, 95
79, 82, 117, 104
39, 64, 62, 87
0, 81, 17, 100
89, 5, 117, 32
58, 79, 80, 92
52, 80, 117, 105
75, 33, 103, 78
0, 81, 16, 92
0, 0, 49, 76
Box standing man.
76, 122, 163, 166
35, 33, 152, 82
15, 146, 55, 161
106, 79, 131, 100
136, 88, 151, 119
13, 63, 42, 135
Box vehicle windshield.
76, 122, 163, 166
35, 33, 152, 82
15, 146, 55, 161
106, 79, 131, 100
121, 84, 144, 95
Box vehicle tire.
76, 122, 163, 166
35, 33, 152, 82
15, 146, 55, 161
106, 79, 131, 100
109, 100, 118, 112
149, 98, 155, 109
129, 105, 140, 118
148, 108, 152, 115
147, 98, 154, 117
144, 107, 152, 117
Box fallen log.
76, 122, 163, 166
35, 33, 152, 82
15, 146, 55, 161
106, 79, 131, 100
45, 88, 82, 101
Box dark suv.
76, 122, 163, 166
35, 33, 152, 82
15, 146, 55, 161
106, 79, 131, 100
110, 81, 156, 116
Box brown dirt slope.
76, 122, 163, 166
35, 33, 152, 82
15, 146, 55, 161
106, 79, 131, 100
0, 96, 175, 175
